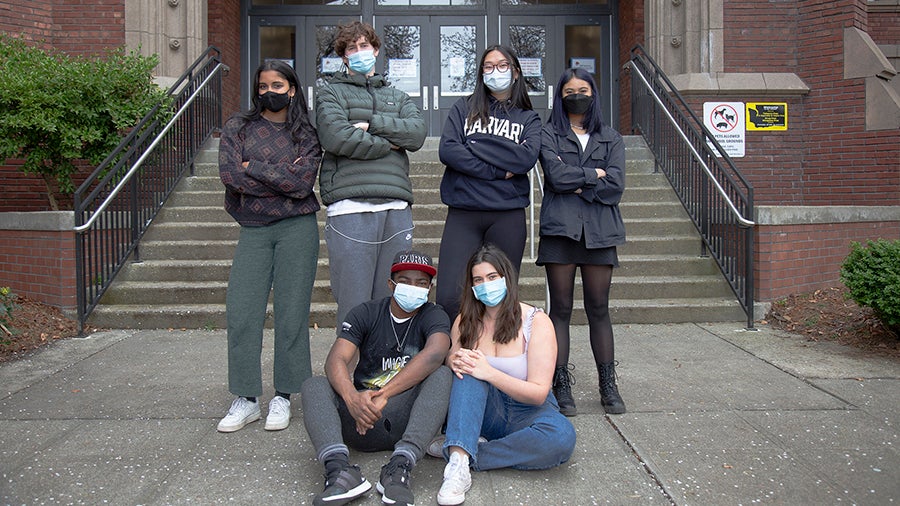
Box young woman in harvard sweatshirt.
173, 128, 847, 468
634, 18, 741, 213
436, 45, 542, 321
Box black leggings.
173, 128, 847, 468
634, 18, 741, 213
545, 263, 615, 368
436, 207, 526, 320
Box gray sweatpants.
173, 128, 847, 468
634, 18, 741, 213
324, 208, 413, 330
300, 366, 452, 465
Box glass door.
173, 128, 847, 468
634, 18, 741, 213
248, 16, 348, 124
375, 16, 486, 135
502, 15, 614, 127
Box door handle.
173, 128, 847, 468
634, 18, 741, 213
433, 85, 439, 110
422, 86, 429, 111
547, 85, 553, 110
308, 86, 313, 111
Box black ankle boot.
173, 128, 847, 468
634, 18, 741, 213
599, 361, 626, 414
552, 364, 577, 417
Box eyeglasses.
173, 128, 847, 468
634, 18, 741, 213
482, 62, 511, 74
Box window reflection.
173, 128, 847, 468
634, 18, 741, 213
441, 26, 477, 95
508, 25, 546, 94
377, 0, 481, 4
502, 0, 606, 4
315, 24, 340, 87
261, 26, 295, 69
253, 0, 358, 5
383, 25, 421, 95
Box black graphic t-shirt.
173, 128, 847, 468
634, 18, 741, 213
339, 297, 451, 390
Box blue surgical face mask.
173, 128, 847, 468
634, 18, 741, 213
472, 277, 507, 307
347, 49, 376, 75
393, 281, 430, 313
483, 70, 512, 93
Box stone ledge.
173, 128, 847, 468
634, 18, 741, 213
755, 206, 900, 226
669, 72, 810, 96
0, 211, 74, 231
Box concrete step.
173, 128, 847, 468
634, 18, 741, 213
86, 296, 746, 330
142, 213, 696, 242
112, 253, 721, 284
133, 232, 704, 262
99, 271, 733, 306
89, 135, 748, 328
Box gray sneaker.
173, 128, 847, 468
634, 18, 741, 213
217, 397, 260, 433
313, 464, 371, 506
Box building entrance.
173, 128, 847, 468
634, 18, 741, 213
246, 3, 616, 134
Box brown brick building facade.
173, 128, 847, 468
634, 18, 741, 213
1, 0, 898, 312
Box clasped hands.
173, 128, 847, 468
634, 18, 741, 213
346, 388, 388, 435
450, 348, 492, 380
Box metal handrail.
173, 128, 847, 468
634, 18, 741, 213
74, 67, 224, 232
628, 68, 754, 228
628, 44, 756, 328
73, 46, 224, 333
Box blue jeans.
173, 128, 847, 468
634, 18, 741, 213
442, 374, 576, 471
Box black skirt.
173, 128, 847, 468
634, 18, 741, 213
536, 235, 619, 267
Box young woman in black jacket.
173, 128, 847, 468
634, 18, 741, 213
537, 67, 627, 416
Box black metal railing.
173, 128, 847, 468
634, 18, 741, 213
628, 45, 756, 328
73, 46, 224, 333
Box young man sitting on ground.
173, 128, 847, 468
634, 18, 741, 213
301, 250, 452, 506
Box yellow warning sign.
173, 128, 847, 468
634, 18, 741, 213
747, 103, 787, 131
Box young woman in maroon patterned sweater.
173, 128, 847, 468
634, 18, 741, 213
216, 60, 322, 433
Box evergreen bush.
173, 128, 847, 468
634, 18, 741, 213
840, 238, 900, 335
0, 36, 167, 210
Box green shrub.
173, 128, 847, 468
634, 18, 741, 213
840, 239, 900, 335
0, 287, 16, 343
0, 35, 167, 210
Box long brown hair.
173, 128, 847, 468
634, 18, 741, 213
458, 244, 522, 349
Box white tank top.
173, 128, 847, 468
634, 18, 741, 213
485, 307, 541, 381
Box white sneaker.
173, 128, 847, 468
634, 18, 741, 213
217, 397, 260, 432
265, 396, 291, 431
437, 452, 471, 506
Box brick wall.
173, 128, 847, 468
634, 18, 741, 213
0, 227, 76, 309
713, 1, 900, 208
0, 1, 54, 44
50, 0, 125, 55
618, 0, 644, 133
724, 1, 800, 73
756, 221, 900, 301
208, 0, 243, 120
868, 7, 900, 44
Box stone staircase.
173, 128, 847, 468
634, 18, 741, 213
87, 136, 747, 329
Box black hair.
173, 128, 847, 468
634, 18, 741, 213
548, 67, 605, 136
237, 60, 314, 147
466, 45, 533, 128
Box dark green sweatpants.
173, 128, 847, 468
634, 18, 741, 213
226, 213, 318, 397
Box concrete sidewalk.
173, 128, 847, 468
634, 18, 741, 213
1, 322, 898, 505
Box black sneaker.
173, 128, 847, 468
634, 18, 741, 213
376, 455, 415, 506
313, 464, 371, 506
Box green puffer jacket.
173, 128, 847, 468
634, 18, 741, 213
315, 71, 426, 206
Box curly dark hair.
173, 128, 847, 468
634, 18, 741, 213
333, 21, 380, 57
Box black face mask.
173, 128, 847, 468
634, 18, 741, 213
259, 91, 291, 112
562, 93, 592, 115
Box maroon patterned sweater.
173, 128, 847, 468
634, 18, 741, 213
218, 116, 322, 226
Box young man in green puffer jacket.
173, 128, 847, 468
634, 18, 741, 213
316, 21, 427, 337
